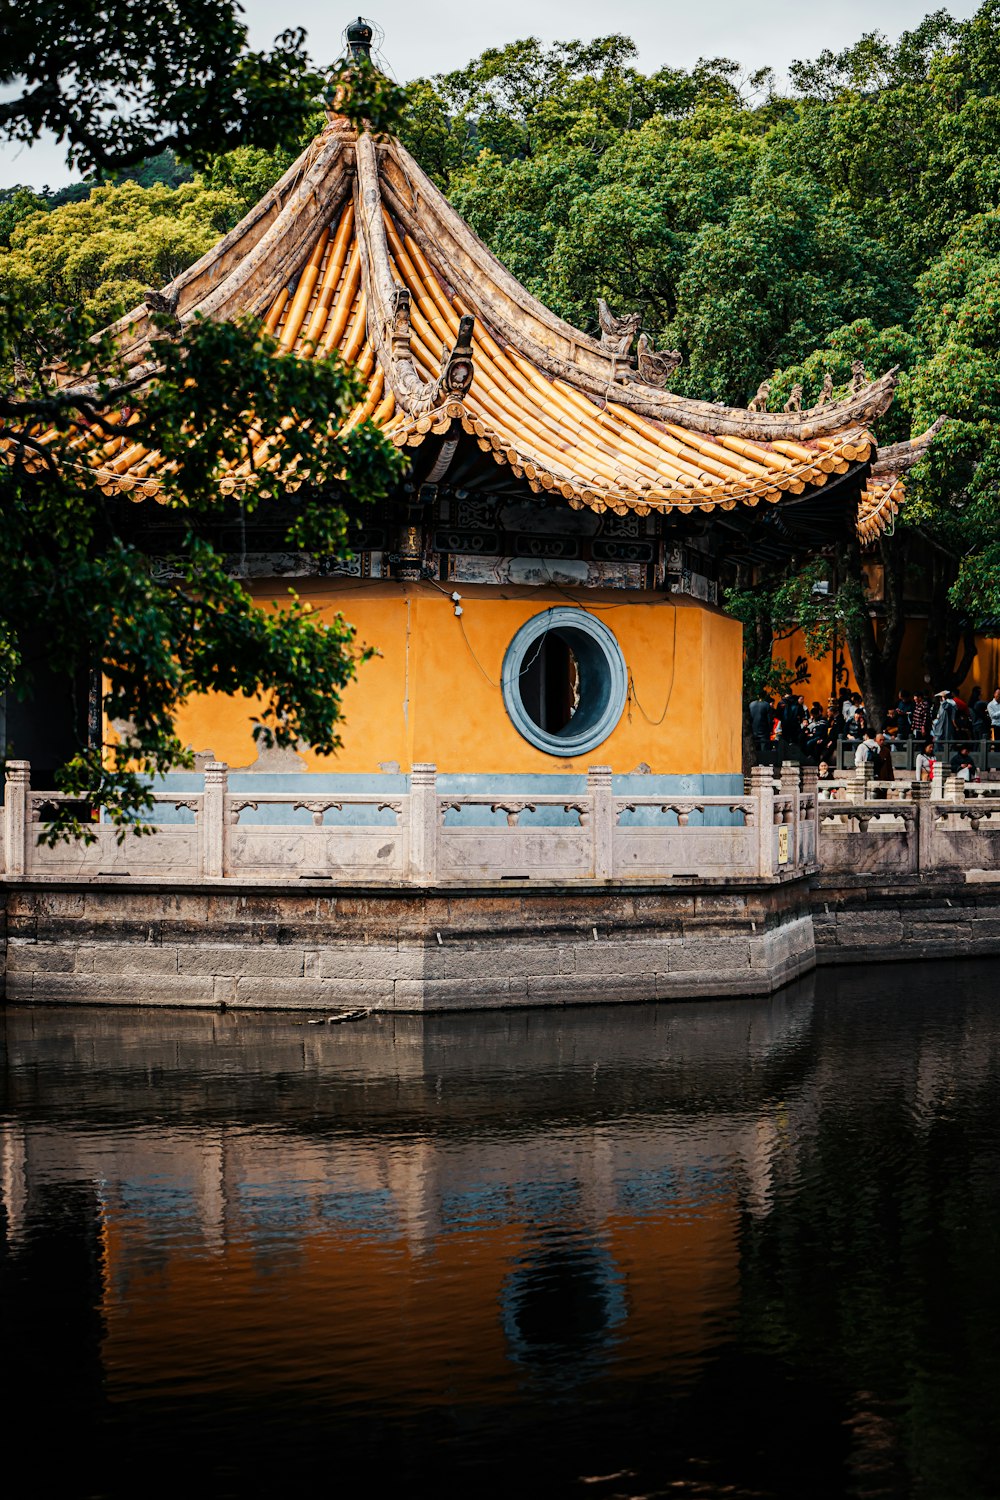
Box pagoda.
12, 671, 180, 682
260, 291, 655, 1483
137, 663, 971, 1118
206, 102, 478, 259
34, 22, 920, 801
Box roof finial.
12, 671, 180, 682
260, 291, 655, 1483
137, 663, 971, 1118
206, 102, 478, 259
345, 16, 374, 62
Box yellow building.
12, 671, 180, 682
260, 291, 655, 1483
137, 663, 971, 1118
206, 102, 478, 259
65, 28, 903, 813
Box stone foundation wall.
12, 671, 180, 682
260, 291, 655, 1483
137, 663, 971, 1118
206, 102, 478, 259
5, 876, 998, 1012
812, 876, 1000, 964
0, 879, 815, 1011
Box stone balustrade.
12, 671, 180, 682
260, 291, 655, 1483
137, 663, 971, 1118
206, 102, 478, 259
7, 758, 1000, 886
817, 773, 1000, 876
1, 760, 817, 886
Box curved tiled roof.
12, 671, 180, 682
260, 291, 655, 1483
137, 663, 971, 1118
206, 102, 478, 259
8, 118, 931, 541
857, 418, 947, 543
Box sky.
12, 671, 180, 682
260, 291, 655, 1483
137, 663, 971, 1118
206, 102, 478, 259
0, 0, 983, 190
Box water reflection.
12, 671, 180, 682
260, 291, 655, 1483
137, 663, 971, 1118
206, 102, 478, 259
2, 964, 1000, 1498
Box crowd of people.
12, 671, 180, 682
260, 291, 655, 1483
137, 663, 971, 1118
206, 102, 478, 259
749, 685, 1000, 783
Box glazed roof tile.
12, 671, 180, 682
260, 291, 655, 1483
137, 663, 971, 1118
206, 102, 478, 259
7, 120, 932, 541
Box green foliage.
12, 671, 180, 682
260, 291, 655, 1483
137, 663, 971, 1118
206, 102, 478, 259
0, 179, 244, 327
2, 300, 403, 839
905, 212, 1000, 611
673, 175, 908, 403
0, 187, 48, 249
397, 4, 1000, 675
0, 17, 410, 838
725, 561, 861, 699
10, 1, 1000, 793
0, 0, 329, 173
398, 37, 758, 191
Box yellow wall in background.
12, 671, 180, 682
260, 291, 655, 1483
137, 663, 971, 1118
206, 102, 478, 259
772, 620, 1000, 702
171, 581, 743, 776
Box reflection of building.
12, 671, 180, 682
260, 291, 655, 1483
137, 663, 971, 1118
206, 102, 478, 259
7, 973, 1000, 1494
0, 993, 814, 1408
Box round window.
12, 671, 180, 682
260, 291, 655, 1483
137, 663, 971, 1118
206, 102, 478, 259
501, 608, 628, 757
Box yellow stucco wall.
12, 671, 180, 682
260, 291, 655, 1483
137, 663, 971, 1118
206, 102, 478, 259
774, 620, 1000, 702
172, 581, 743, 776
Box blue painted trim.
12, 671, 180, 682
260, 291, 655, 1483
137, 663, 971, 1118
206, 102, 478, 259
501, 607, 628, 757
146, 770, 745, 827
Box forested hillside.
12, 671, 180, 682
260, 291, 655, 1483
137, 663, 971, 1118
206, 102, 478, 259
6, 3, 1000, 714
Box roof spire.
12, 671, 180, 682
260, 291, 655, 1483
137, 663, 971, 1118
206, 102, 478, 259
345, 17, 374, 63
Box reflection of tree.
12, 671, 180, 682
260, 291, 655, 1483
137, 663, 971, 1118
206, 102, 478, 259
737, 994, 1000, 1500
0, 1182, 107, 1493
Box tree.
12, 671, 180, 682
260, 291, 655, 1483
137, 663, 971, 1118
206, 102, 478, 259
0, 179, 245, 326
2, 296, 402, 839
0, 0, 326, 173
396, 9, 1000, 728
1, 12, 408, 836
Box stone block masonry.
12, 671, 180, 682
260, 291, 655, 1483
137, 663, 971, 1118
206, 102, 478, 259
812, 875, 1000, 964
0, 878, 816, 1012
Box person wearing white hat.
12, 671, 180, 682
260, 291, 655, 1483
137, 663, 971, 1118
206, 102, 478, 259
932, 690, 956, 753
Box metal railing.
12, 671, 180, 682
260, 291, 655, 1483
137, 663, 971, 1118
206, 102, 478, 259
833, 737, 1000, 773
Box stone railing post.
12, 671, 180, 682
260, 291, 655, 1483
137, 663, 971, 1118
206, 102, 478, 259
931, 759, 945, 802
408, 763, 437, 884
587, 765, 614, 879
748, 765, 775, 878
3, 760, 30, 878
780, 763, 800, 868
800, 765, 818, 868
912, 781, 932, 874
202, 761, 228, 879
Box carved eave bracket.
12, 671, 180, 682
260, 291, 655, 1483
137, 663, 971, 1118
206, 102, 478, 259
437, 314, 475, 401
355, 131, 475, 416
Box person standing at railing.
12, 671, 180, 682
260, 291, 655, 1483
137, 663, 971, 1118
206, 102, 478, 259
749, 693, 773, 764
976, 702, 991, 739
771, 693, 804, 769
817, 761, 845, 800
896, 691, 914, 738
988, 690, 1000, 743
932, 690, 957, 754
873, 733, 895, 782
969, 687, 988, 740
868, 732, 895, 799
854, 730, 877, 770
910, 693, 930, 744
804, 702, 829, 762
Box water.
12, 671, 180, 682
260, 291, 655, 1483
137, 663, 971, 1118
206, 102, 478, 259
3, 962, 1000, 1499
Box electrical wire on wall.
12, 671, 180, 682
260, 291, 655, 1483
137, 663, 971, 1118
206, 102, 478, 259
423, 573, 502, 687
626, 601, 677, 727
458, 612, 501, 689
425, 564, 681, 719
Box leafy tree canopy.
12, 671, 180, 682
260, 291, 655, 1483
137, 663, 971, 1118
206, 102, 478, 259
1, 180, 244, 325
0, 0, 327, 173
10, 0, 1000, 784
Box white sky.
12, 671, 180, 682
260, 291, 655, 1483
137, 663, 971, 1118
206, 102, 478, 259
0, 0, 982, 189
